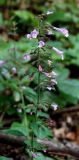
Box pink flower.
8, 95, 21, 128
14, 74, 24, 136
27, 34, 32, 39
43, 150, 47, 153
31, 29, 39, 38
53, 26, 69, 37
38, 41, 45, 48
52, 47, 64, 60
38, 65, 43, 72
23, 54, 31, 61
0, 60, 6, 67
32, 152, 37, 158
27, 29, 39, 39
30, 112, 32, 115
47, 30, 53, 35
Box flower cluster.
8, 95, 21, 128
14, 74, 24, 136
26, 11, 69, 116
27, 29, 39, 39
26, 25, 69, 60
43, 70, 57, 91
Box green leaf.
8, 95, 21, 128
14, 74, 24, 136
23, 87, 37, 103
58, 79, 79, 99
0, 13, 4, 25
38, 126, 52, 139
31, 122, 52, 139
15, 38, 37, 52
37, 112, 49, 118
56, 67, 70, 81
10, 119, 29, 136
21, 76, 30, 85
0, 157, 12, 160
47, 11, 72, 23
14, 10, 34, 21
22, 114, 28, 132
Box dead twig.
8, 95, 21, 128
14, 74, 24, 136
51, 105, 79, 116
0, 133, 25, 146
37, 139, 79, 158
0, 133, 79, 158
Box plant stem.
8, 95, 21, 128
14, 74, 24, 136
31, 48, 41, 160
35, 18, 42, 118
35, 48, 40, 118
31, 19, 42, 159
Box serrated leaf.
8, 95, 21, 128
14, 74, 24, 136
10, 121, 29, 136
23, 87, 37, 103
37, 112, 49, 118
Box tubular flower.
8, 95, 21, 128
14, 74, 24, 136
38, 41, 45, 48
27, 34, 32, 39
43, 71, 57, 78
38, 65, 43, 72
27, 29, 39, 39
53, 26, 69, 37
23, 54, 31, 61
52, 47, 64, 60
31, 29, 39, 38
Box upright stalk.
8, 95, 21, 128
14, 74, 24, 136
31, 19, 41, 159
36, 48, 40, 118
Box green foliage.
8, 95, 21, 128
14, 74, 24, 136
55, 67, 79, 105
14, 10, 34, 21
9, 115, 29, 136
65, 34, 79, 66
0, 157, 12, 160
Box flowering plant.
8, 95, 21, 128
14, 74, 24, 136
0, 11, 69, 159
25, 11, 69, 159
